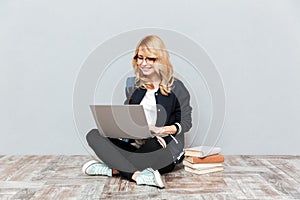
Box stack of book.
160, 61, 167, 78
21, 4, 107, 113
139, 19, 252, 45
183, 146, 224, 175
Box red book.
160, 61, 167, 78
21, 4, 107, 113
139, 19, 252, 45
184, 154, 224, 164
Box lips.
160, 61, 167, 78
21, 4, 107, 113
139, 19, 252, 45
140, 66, 152, 72
142, 67, 151, 71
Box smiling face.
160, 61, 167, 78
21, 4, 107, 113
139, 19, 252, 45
136, 48, 159, 79
132, 35, 174, 95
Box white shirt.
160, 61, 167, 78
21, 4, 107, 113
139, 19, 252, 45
140, 89, 157, 126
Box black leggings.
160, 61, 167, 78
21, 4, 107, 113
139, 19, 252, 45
86, 129, 175, 181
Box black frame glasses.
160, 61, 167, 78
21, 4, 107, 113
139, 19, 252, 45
134, 55, 157, 64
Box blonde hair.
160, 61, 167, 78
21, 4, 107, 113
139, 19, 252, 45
132, 35, 174, 96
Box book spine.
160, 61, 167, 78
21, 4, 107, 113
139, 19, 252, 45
185, 154, 224, 163
183, 160, 223, 169
184, 166, 224, 175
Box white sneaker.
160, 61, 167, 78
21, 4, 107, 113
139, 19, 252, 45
82, 160, 112, 176
136, 168, 165, 188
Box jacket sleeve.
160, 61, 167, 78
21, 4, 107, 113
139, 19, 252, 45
173, 79, 192, 134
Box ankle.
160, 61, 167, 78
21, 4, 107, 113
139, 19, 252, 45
112, 169, 119, 175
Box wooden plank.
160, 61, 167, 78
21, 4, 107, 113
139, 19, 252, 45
0, 155, 299, 199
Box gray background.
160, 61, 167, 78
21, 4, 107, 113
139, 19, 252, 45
1, 0, 299, 155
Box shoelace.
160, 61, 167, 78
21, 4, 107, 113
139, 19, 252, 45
140, 170, 155, 182
141, 175, 155, 183
91, 164, 108, 174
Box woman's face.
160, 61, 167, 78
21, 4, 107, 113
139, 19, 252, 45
136, 48, 158, 78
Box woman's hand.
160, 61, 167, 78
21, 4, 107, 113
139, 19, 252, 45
149, 125, 177, 148
149, 125, 177, 136
149, 125, 165, 136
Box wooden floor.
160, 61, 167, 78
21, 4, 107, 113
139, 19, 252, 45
0, 155, 299, 199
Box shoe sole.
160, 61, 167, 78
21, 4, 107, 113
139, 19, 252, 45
82, 160, 99, 174
153, 170, 165, 188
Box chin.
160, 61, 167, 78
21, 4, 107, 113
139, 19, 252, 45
141, 71, 154, 76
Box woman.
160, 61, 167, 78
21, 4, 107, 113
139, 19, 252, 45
82, 35, 192, 188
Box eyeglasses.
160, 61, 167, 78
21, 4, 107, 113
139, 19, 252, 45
135, 55, 157, 64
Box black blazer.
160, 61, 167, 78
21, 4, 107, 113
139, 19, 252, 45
124, 78, 192, 135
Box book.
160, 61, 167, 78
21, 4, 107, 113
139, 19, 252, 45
184, 166, 224, 175
184, 146, 221, 158
184, 154, 224, 163
182, 160, 223, 169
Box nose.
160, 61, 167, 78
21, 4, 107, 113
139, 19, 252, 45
141, 58, 147, 65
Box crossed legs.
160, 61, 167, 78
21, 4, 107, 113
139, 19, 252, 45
85, 129, 175, 185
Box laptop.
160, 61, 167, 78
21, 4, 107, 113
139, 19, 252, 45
89, 105, 153, 139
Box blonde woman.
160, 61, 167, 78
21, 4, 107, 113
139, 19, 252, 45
82, 35, 192, 188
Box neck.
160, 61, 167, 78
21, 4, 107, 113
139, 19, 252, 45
146, 73, 160, 81
144, 74, 161, 90
145, 74, 161, 82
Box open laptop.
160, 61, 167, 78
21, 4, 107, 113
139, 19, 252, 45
89, 105, 153, 139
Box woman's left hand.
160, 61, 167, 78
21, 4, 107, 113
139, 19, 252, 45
149, 125, 177, 136
149, 125, 166, 136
